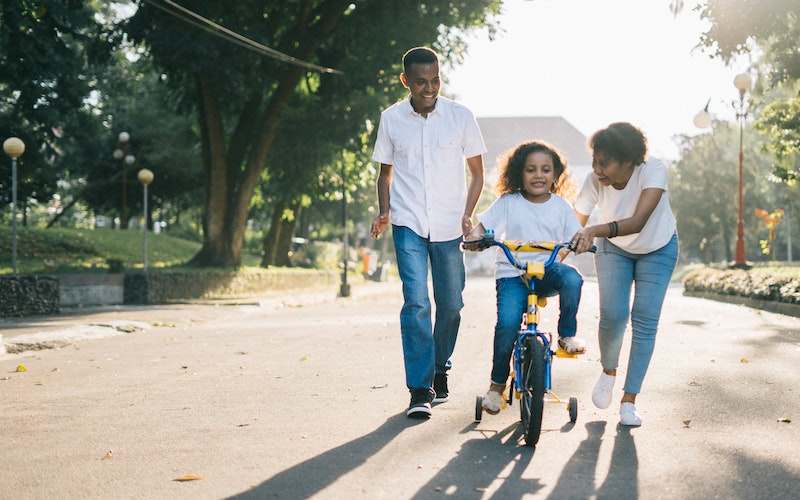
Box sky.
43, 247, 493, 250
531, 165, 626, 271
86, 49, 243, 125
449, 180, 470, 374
446, 0, 751, 160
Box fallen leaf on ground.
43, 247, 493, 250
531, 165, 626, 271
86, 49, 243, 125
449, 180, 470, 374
299, 355, 310, 362
740, 357, 749, 364
152, 322, 176, 328
777, 417, 792, 423
102, 450, 113, 460
15, 364, 27, 373
682, 420, 691, 428
174, 474, 203, 482
51, 368, 59, 372
371, 384, 388, 390
688, 381, 702, 387
237, 424, 250, 427
0, 377, 9, 381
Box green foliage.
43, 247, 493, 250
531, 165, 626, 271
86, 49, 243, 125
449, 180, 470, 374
0, 0, 117, 207
755, 94, 800, 182
0, 226, 201, 274
698, 0, 800, 82
670, 122, 798, 263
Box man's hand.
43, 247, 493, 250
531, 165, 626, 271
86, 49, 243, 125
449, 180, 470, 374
371, 213, 390, 239
461, 214, 474, 237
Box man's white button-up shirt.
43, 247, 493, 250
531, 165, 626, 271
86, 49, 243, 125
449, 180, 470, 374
371, 96, 487, 242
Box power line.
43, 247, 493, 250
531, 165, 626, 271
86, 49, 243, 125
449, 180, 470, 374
140, 0, 343, 75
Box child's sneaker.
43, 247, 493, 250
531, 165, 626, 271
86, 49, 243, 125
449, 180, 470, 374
481, 383, 505, 415
558, 336, 586, 354
619, 402, 642, 426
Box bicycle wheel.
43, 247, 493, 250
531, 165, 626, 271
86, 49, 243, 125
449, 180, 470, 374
519, 335, 546, 446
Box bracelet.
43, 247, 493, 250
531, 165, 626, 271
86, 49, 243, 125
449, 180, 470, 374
608, 221, 619, 238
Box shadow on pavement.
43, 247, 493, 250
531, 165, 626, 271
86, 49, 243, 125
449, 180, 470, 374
548, 421, 639, 500
227, 412, 422, 499
410, 422, 543, 499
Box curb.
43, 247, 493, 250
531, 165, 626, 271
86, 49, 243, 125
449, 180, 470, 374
683, 290, 800, 318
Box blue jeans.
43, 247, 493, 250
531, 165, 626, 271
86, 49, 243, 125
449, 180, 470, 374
491, 262, 584, 384
595, 234, 678, 394
392, 225, 465, 391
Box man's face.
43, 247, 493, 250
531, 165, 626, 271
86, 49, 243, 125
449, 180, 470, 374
401, 62, 440, 110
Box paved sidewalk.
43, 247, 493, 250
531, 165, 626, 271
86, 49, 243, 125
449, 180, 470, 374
1, 278, 799, 499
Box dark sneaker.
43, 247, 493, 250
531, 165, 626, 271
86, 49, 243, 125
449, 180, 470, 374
433, 373, 449, 403
407, 389, 433, 419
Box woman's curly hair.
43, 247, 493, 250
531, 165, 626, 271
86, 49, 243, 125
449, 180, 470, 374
495, 141, 574, 199
589, 122, 648, 166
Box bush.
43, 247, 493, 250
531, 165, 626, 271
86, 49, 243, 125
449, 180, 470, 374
683, 266, 800, 304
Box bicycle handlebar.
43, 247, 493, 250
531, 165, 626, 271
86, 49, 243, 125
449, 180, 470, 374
462, 229, 597, 272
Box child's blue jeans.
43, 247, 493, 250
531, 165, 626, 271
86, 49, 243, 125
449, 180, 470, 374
491, 262, 583, 385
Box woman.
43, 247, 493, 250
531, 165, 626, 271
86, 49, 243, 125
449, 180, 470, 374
571, 122, 678, 427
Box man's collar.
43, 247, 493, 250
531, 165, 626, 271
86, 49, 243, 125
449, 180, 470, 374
404, 95, 440, 116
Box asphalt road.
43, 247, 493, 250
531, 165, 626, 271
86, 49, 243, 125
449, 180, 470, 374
2, 277, 799, 499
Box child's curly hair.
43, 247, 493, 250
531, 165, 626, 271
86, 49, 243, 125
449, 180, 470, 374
495, 141, 574, 199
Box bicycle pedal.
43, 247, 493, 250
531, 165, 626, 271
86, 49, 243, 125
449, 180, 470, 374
555, 347, 579, 359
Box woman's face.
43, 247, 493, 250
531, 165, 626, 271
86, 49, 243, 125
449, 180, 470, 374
592, 152, 633, 187
521, 151, 556, 199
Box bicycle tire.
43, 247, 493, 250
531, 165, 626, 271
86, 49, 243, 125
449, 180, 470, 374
519, 335, 546, 446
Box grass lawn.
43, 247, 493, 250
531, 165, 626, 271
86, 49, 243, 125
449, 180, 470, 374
0, 227, 260, 275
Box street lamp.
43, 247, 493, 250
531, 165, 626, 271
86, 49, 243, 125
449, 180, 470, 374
115, 131, 134, 229
733, 71, 752, 268
339, 159, 351, 297
693, 73, 752, 268
137, 168, 154, 271
3, 137, 25, 275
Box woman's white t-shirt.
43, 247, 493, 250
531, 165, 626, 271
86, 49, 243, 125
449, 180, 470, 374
478, 192, 582, 279
574, 158, 676, 254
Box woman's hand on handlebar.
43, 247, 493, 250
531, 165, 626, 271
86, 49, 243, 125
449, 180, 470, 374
570, 227, 596, 254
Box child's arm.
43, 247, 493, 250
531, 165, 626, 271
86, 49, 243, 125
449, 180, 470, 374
462, 222, 488, 251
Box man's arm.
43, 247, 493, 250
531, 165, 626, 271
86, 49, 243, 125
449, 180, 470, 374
462, 154, 484, 236
370, 164, 393, 239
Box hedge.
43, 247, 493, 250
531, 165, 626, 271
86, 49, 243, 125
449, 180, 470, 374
682, 267, 800, 305
0, 275, 60, 317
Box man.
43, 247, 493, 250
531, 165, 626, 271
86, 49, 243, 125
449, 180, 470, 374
370, 47, 486, 419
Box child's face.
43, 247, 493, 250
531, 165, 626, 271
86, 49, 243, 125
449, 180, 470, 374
521, 152, 556, 198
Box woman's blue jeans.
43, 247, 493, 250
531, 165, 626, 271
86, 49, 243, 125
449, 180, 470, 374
392, 225, 465, 391
491, 262, 583, 385
595, 234, 678, 394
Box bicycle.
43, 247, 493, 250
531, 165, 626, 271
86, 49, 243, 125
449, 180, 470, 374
463, 229, 595, 447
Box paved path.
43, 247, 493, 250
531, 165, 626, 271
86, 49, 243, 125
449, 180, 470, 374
1, 278, 799, 499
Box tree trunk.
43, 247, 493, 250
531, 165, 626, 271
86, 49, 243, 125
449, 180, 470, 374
260, 200, 286, 267
721, 219, 732, 263
274, 203, 300, 267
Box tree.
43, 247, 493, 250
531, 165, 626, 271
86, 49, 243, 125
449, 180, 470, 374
698, 0, 800, 82
0, 0, 116, 220
126, 0, 500, 267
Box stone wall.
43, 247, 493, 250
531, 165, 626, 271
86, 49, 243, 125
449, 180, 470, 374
0, 275, 60, 317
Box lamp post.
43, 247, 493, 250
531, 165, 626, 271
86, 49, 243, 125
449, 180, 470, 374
339, 159, 351, 297
137, 168, 154, 271
114, 132, 134, 229
733, 72, 752, 268
693, 73, 752, 267
3, 137, 25, 275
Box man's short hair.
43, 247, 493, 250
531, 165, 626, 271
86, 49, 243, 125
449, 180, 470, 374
402, 47, 439, 74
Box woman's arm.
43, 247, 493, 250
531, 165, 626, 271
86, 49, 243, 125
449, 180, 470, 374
571, 188, 664, 253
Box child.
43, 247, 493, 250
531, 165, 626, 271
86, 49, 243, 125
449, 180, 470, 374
467, 141, 585, 414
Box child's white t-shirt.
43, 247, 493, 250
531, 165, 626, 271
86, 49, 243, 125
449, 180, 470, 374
477, 192, 582, 279
574, 158, 676, 254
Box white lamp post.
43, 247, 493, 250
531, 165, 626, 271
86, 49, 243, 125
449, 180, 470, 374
693, 99, 712, 129
4, 137, 25, 275
138, 168, 154, 271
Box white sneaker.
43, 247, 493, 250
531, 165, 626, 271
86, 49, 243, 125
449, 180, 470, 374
592, 372, 616, 409
558, 336, 586, 354
619, 402, 642, 426
482, 388, 503, 415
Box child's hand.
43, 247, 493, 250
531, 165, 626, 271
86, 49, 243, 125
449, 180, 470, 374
371, 213, 390, 239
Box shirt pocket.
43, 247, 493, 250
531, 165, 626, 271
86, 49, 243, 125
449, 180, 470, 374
437, 129, 461, 151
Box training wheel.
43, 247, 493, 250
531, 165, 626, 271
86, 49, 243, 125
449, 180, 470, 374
568, 396, 578, 423
475, 396, 483, 422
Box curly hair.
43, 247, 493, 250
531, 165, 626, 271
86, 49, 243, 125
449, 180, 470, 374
589, 122, 648, 166
495, 141, 573, 198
